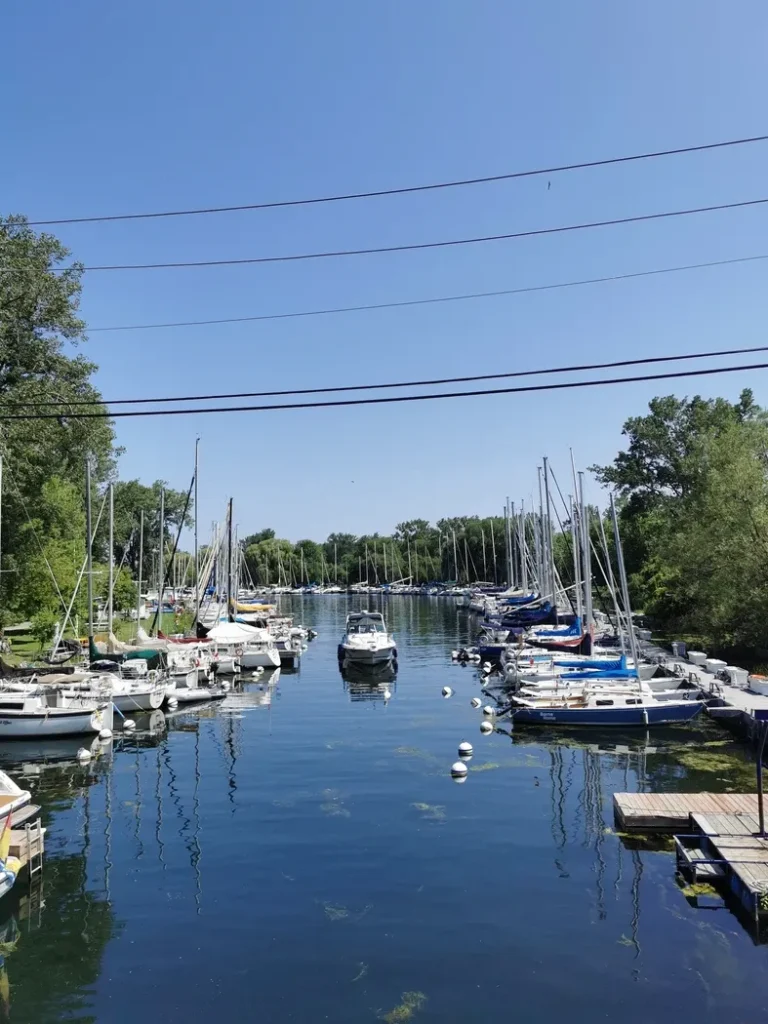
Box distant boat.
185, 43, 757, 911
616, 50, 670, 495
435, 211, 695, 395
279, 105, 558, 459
338, 611, 397, 666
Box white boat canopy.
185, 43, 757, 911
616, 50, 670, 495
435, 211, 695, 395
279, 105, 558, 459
205, 622, 270, 644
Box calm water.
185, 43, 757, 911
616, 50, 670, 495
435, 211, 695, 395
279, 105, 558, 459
0, 596, 766, 1023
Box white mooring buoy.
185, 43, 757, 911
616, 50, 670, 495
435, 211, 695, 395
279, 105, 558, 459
451, 650, 459, 660
442, 686, 453, 698
77, 747, 92, 762
123, 719, 137, 733
470, 697, 482, 708
383, 688, 392, 701
167, 698, 179, 709
482, 705, 496, 716
480, 720, 493, 734
458, 741, 473, 757
99, 728, 113, 741
482, 661, 492, 672
451, 760, 468, 777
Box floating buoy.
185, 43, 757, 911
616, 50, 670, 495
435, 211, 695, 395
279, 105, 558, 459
471, 654, 482, 663
167, 697, 179, 708
470, 697, 482, 708
77, 747, 92, 762
123, 720, 136, 732
442, 686, 453, 697
480, 720, 493, 734
482, 705, 496, 716
451, 760, 468, 777
383, 688, 392, 700
99, 728, 113, 741
458, 741, 473, 757
482, 662, 492, 672
452, 774, 467, 785
451, 650, 459, 660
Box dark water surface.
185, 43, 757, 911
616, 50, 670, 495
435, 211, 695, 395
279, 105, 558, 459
1, 596, 767, 1023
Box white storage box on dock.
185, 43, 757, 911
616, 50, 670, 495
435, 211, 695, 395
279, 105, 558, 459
749, 675, 768, 696
636, 628, 652, 641
705, 658, 727, 674
726, 666, 749, 688
688, 651, 707, 666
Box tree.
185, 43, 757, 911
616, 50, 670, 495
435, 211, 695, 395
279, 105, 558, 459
0, 216, 116, 614
110, 479, 192, 579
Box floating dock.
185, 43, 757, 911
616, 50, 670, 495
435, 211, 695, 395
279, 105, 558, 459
614, 791, 760, 833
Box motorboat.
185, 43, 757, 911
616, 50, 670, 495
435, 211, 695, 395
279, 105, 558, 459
205, 621, 281, 671
338, 611, 397, 666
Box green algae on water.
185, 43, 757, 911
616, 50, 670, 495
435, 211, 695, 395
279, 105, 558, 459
469, 762, 500, 772
322, 902, 349, 921
380, 991, 427, 1023
411, 802, 446, 821
681, 882, 720, 899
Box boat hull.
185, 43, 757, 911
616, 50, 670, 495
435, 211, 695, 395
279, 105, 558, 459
511, 700, 705, 726
0, 707, 106, 738
240, 649, 281, 669
339, 644, 396, 665
112, 687, 166, 713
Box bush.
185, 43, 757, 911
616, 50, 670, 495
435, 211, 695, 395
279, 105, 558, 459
31, 610, 58, 650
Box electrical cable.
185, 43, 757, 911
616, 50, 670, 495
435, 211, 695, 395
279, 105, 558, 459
43, 197, 768, 272
1, 360, 764, 420
16, 133, 768, 227
86, 253, 768, 333
11, 343, 768, 408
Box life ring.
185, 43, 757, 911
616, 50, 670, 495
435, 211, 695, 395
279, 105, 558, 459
235, 646, 244, 657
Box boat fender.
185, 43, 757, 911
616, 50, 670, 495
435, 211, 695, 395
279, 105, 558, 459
482, 705, 496, 716
479, 720, 493, 734
77, 747, 92, 762
470, 697, 482, 708
235, 646, 244, 657
123, 719, 137, 732
99, 728, 113, 741
442, 686, 453, 697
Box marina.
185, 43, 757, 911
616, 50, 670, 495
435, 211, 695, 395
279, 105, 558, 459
0, 596, 764, 1020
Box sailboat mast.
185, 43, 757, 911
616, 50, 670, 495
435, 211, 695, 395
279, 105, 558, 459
227, 498, 234, 622
610, 493, 639, 670
543, 458, 556, 620
334, 542, 338, 584
481, 525, 487, 582
579, 471, 593, 633
520, 504, 529, 592
85, 457, 94, 646
194, 437, 200, 622
156, 486, 165, 636
137, 510, 144, 634
489, 519, 496, 584
108, 482, 114, 637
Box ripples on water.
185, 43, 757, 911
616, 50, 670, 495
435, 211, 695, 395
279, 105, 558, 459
0, 596, 766, 1022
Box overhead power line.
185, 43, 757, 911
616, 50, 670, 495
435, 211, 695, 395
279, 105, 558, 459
45, 197, 768, 272
88, 253, 768, 332
2, 361, 764, 420
16, 133, 768, 227
13, 344, 768, 408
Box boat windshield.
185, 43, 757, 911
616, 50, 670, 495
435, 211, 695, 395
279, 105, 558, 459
348, 621, 385, 634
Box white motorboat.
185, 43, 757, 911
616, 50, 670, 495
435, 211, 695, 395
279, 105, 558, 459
0, 690, 111, 738
338, 611, 397, 666
205, 621, 281, 670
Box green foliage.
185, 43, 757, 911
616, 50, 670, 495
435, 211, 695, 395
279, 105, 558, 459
31, 609, 58, 649
106, 566, 138, 612
594, 389, 768, 648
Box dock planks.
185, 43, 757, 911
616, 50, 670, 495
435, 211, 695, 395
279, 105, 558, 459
614, 791, 760, 832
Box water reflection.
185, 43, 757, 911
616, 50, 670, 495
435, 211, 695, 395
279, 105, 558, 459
340, 661, 397, 702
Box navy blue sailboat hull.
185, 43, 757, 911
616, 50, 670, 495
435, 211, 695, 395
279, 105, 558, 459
511, 701, 704, 727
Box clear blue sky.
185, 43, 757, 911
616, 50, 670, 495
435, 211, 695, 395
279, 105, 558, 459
3, 1, 768, 541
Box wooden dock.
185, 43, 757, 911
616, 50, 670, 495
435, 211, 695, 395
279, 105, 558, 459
676, 811, 768, 925
614, 791, 760, 832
